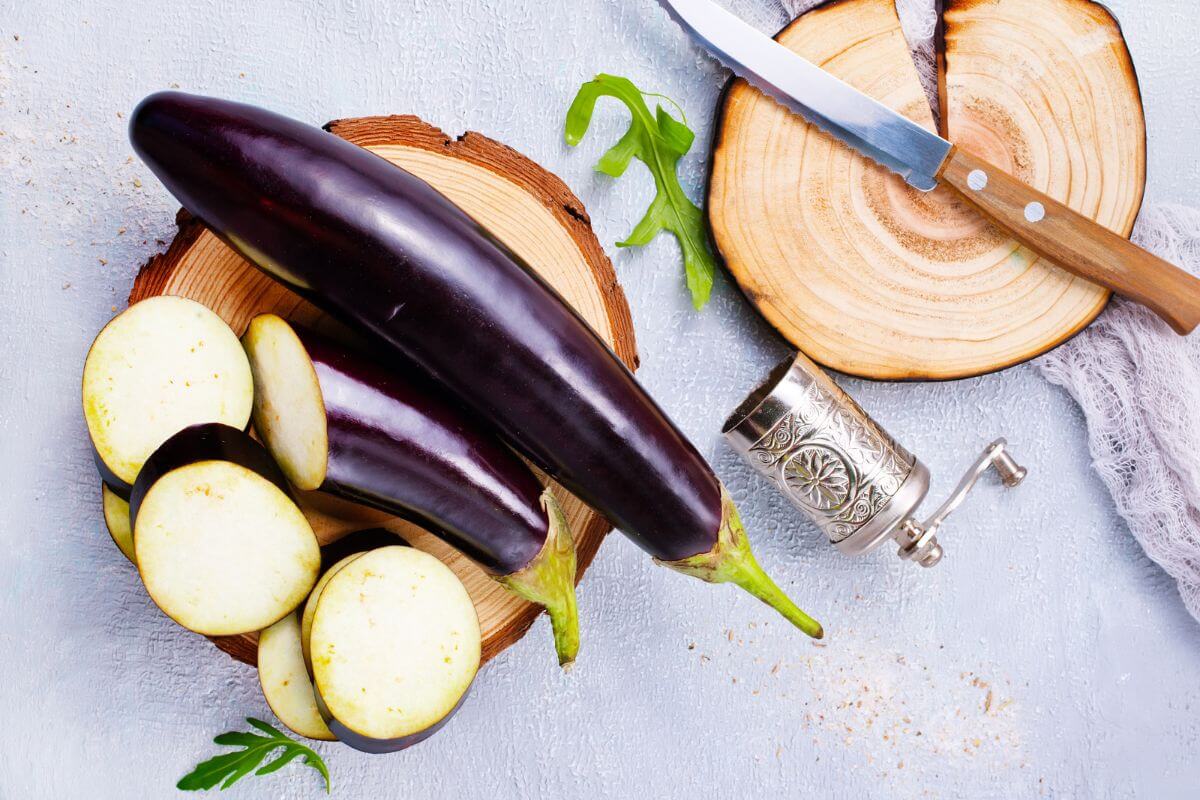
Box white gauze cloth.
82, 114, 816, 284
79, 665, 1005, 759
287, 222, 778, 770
1038, 204, 1200, 623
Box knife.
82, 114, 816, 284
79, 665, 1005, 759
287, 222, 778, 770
656, 0, 1200, 335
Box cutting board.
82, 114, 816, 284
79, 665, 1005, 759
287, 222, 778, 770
708, 0, 1146, 380
128, 115, 638, 665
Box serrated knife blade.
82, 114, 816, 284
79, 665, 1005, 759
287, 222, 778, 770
656, 0, 951, 190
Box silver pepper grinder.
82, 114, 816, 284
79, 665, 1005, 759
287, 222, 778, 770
723, 352, 1026, 567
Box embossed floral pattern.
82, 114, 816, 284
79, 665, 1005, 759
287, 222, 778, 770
748, 369, 914, 544
782, 445, 852, 511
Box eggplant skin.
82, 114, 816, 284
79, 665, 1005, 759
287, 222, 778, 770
294, 324, 548, 575
129, 423, 292, 528
130, 92, 722, 562
318, 527, 405, 568
318, 689, 469, 755
94, 450, 132, 500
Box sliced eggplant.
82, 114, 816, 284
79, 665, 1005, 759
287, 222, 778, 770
129, 92, 822, 638
309, 546, 480, 753
258, 612, 335, 741
101, 484, 135, 563
258, 530, 401, 742
300, 552, 366, 673
130, 423, 320, 636
82, 295, 253, 496
243, 314, 579, 664
319, 528, 404, 567
298, 529, 403, 671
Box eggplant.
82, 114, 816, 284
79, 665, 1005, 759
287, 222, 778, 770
101, 484, 135, 563
258, 611, 336, 742
242, 313, 579, 664
83, 295, 254, 498
291, 528, 404, 675
130, 92, 822, 638
260, 528, 400, 744
130, 423, 320, 636
318, 527, 404, 567
307, 546, 480, 753
300, 551, 368, 674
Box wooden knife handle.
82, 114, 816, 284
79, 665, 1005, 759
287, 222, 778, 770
940, 147, 1200, 335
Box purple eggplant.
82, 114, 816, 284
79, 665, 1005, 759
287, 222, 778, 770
130, 91, 822, 638
318, 527, 405, 568
242, 313, 579, 664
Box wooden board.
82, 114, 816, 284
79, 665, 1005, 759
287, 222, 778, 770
129, 115, 638, 665
708, 0, 1145, 380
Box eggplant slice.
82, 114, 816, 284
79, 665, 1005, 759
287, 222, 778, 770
82, 295, 253, 495
243, 314, 580, 665
263, 533, 420, 742
301, 552, 368, 672
258, 612, 336, 741
240, 313, 328, 491
131, 424, 320, 636
101, 484, 135, 563
309, 546, 480, 753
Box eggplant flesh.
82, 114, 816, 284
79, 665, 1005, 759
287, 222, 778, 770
262, 531, 411, 742
243, 314, 546, 573
243, 314, 580, 663
131, 423, 320, 636
258, 612, 336, 742
130, 422, 292, 524
301, 552, 366, 673
308, 547, 480, 754
131, 92, 821, 638
300, 530, 404, 672
83, 295, 253, 496
101, 484, 135, 563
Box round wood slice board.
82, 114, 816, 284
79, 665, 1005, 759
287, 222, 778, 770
128, 115, 638, 666
708, 0, 1146, 380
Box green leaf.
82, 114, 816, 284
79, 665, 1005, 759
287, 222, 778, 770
595, 127, 639, 178
246, 717, 289, 739
618, 194, 667, 248
254, 748, 304, 776
654, 105, 694, 153
565, 73, 717, 310
178, 718, 331, 794
212, 732, 269, 748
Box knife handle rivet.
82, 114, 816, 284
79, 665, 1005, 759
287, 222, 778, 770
967, 169, 988, 191
1024, 202, 1046, 223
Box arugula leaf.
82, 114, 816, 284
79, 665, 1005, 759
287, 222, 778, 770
178, 718, 330, 793
565, 74, 717, 310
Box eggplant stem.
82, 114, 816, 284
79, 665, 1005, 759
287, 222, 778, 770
658, 485, 824, 639
496, 489, 580, 666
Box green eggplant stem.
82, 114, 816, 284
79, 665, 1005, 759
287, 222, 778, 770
658, 484, 824, 639
497, 488, 580, 666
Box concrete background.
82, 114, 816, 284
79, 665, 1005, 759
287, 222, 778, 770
2, 0, 1198, 797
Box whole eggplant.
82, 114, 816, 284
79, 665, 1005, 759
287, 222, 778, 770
243, 313, 580, 664
130, 92, 821, 638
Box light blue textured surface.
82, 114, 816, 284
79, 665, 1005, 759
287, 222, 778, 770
1, 1, 1198, 798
